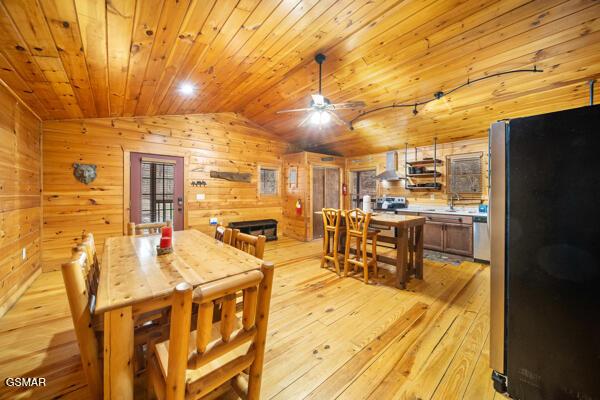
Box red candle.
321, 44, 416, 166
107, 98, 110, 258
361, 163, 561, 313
159, 236, 172, 249
161, 225, 172, 238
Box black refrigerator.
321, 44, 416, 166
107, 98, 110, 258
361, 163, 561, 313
489, 105, 600, 400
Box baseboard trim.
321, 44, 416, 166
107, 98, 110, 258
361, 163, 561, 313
0, 268, 42, 319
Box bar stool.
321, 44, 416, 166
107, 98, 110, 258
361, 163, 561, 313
343, 209, 379, 284
320, 208, 345, 275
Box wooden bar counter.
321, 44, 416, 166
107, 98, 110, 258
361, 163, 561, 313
317, 211, 426, 289
95, 230, 263, 400
367, 213, 426, 289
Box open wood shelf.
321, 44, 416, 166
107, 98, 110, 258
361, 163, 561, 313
406, 159, 443, 167
406, 172, 442, 178
405, 185, 443, 191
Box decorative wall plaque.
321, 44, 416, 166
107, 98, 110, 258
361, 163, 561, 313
209, 170, 251, 183
447, 155, 482, 194
73, 163, 97, 184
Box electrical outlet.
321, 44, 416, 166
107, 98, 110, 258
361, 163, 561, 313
22, 247, 26, 260
196, 193, 205, 201
209, 217, 218, 225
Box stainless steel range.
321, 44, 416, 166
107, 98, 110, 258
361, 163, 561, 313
374, 196, 407, 212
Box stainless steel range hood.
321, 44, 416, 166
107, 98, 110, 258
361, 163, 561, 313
376, 151, 406, 181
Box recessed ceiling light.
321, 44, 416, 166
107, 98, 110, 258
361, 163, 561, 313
179, 83, 195, 96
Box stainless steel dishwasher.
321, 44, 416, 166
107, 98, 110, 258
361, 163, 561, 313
473, 215, 490, 262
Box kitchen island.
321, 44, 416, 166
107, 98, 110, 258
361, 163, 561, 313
368, 213, 427, 289
319, 211, 426, 289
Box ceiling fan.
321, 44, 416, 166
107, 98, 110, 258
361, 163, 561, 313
276, 53, 366, 128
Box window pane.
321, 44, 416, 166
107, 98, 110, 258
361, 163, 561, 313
139, 161, 176, 224
260, 168, 277, 195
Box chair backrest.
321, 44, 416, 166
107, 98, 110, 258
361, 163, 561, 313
214, 224, 233, 245
322, 208, 341, 232
127, 221, 168, 236
163, 262, 275, 399
232, 232, 266, 260
345, 208, 371, 239
78, 233, 100, 311
62, 250, 102, 399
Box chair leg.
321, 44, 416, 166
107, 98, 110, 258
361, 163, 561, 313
321, 230, 328, 269
362, 238, 368, 284
354, 237, 360, 273
332, 232, 341, 275
343, 232, 351, 277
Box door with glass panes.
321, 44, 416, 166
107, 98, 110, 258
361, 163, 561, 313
130, 153, 184, 230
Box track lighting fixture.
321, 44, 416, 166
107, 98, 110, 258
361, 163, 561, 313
348, 66, 543, 130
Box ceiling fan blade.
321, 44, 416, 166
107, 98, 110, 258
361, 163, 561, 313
276, 107, 314, 114
297, 113, 313, 127
311, 94, 325, 107
329, 101, 366, 110
327, 111, 348, 127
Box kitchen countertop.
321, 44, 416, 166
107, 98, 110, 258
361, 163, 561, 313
392, 206, 488, 218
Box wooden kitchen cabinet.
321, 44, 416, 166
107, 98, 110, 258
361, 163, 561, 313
420, 213, 474, 257
443, 223, 473, 256
423, 221, 444, 251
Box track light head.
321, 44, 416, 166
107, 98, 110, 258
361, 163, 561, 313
434, 91, 444, 100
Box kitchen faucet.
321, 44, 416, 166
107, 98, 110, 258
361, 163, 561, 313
449, 192, 461, 210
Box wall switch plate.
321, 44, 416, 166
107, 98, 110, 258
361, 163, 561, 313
196, 193, 205, 201
22, 247, 26, 260
209, 217, 218, 225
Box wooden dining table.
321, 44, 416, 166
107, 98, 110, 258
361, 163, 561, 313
95, 229, 263, 400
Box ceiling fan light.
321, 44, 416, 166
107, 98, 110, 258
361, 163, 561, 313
312, 94, 325, 106
310, 111, 330, 125
310, 111, 321, 124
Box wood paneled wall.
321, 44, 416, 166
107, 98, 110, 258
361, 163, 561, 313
282, 152, 346, 241
345, 138, 489, 207
42, 113, 289, 271
0, 83, 42, 317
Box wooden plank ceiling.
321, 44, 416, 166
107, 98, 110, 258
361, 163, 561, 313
0, 0, 598, 155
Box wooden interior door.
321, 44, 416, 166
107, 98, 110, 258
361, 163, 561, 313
130, 153, 184, 230
312, 167, 340, 240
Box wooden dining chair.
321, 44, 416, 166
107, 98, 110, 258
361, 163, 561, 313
344, 209, 380, 284
214, 224, 233, 245
77, 233, 169, 373
148, 262, 275, 400
321, 208, 345, 275
78, 233, 101, 311
232, 231, 266, 260
128, 221, 169, 236
62, 250, 102, 399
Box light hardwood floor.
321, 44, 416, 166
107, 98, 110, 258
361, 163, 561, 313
0, 236, 498, 399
